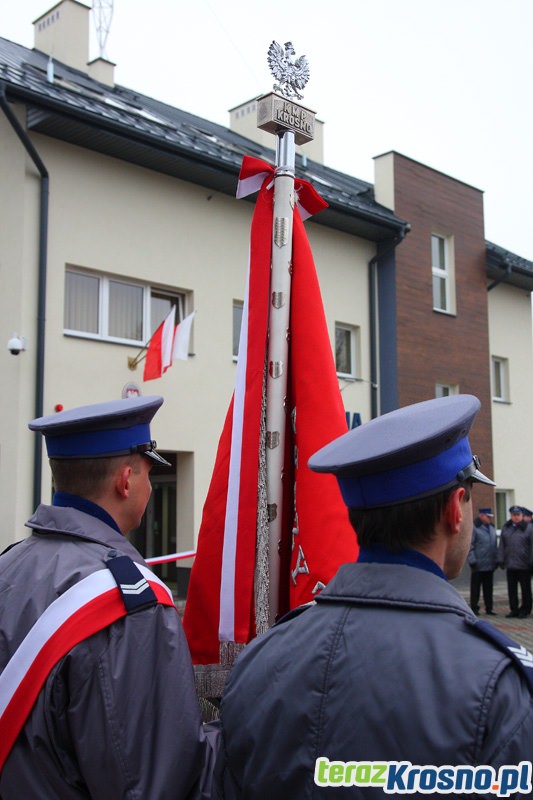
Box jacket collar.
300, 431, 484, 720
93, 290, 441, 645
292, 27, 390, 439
25, 503, 143, 563
318, 560, 471, 617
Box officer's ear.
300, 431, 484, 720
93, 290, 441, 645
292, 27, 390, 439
114, 464, 133, 499
444, 486, 466, 535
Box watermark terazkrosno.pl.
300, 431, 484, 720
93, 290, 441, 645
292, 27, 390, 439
314, 758, 532, 796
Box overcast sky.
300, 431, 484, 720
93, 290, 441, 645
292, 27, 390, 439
3, 0, 533, 261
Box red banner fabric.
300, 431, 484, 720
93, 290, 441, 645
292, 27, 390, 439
183, 157, 358, 665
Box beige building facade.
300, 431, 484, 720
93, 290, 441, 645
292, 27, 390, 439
0, 108, 374, 557
1, 0, 532, 572
1, 1, 385, 568
488, 277, 533, 522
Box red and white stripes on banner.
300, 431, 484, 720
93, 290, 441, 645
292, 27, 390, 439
183, 156, 358, 666
219, 157, 341, 643
219, 165, 273, 644
0, 565, 174, 773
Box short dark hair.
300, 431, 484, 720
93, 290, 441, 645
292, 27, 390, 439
50, 454, 141, 500
348, 482, 471, 551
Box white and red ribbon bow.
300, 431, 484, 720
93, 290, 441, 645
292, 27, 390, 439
236, 155, 328, 220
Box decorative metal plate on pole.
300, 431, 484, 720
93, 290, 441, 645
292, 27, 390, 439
257, 41, 316, 627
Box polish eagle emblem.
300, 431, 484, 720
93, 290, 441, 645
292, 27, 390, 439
267, 40, 310, 100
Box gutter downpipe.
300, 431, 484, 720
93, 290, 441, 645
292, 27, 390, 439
368, 225, 409, 419
0, 85, 49, 510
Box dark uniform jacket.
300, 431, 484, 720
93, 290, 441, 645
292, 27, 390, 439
215, 557, 533, 799
499, 520, 533, 570
0, 503, 217, 799
468, 518, 498, 571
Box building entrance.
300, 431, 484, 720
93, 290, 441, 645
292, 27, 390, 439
130, 453, 178, 592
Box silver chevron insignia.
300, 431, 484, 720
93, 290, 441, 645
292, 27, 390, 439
120, 578, 150, 595
508, 644, 533, 668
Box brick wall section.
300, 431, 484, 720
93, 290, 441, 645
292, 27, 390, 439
390, 153, 494, 506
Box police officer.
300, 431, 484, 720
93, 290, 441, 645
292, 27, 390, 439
468, 507, 498, 615
499, 505, 533, 618
215, 395, 533, 799
522, 507, 533, 525
0, 396, 217, 799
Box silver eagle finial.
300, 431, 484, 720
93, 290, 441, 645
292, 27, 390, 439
267, 41, 310, 101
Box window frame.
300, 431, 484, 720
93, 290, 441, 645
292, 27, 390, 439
491, 356, 510, 402
495, 491, 511, 532
435, 383, 459, 398
335, 322, 359, 380
64, 267, 186, 346
431, 233, 456, 315
232, 299, 244, 361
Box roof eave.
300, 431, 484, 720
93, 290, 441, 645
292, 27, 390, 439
2, 80, 406, 242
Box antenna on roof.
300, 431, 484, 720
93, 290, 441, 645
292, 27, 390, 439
92, 0, 114, 61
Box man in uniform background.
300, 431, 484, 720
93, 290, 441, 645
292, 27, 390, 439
468, 507, 498, 616
499, 505, 533, 619
0, 396, 217, 799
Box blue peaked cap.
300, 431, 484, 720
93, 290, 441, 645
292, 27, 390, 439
29, 396, 170, 466
308, 395, 494, 509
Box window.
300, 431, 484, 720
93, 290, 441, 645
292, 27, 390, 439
492, 356, 509, 402
150, 291, 185, 336
436, 383, 458, 398
335, 323, 359, 379
431, 233, 455, 314
495, 491, 511, 531
233, 300, 243, 360
64, 268, 185, 344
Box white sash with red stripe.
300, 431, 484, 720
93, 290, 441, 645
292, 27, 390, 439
0, 563, 174, 772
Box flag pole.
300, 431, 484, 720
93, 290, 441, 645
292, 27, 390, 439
259, 42, 315, 625
264, 130, 295, 626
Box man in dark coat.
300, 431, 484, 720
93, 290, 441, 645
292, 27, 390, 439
215, 395, 533, 799
468, 507, 498, 615
499, 505, 533, 618
0, 396, 217, 799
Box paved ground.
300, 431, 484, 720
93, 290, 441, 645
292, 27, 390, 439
452, 569, 533, 653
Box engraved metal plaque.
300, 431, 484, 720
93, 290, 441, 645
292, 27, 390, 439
269, 360, 284, 378
267, 431, 280, 449
257, 92, 315, 145
274, 217, 289, 247
272, 291, 285, 309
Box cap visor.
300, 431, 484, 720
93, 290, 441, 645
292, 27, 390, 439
143, 450, 171, 467
471, 468, 495, 487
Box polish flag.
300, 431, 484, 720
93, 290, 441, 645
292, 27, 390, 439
183, 157, 358, 666
172, 311, 196, 361
143, 310, 195, 382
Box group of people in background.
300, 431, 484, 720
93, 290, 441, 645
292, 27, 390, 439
469, 504, 533, 618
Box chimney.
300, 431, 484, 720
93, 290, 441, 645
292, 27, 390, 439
373, 152, 396, 211
88, 57, 116, 87
229, 98, 325, 165
33, 0, 114, 85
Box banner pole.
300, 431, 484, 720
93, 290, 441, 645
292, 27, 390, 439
259, 42, 315, 625
265, 130, 296, 625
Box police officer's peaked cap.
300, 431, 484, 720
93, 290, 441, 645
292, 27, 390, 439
308, 395, 494, 509
509, 505, 523, 514
29, 396, 171, 466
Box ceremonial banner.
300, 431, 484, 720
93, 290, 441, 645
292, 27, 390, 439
183, 157, 358, 668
